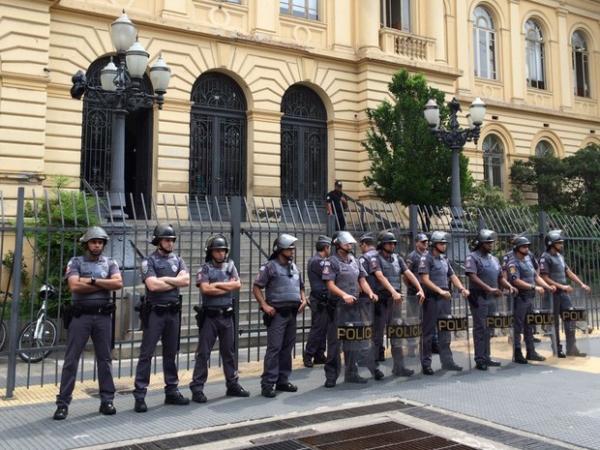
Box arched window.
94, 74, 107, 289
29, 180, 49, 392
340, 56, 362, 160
572, 30, 590, 97
525, 19, 546, 89
189, 73, 247, 199
473, 6, 497, 79
535, 139, 555, 158
482, 134, 504, 188
381, 0, 411, 32
280, 85, 327, 203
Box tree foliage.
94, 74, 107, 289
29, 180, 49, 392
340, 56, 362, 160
363, 70, 473, 205
510, 143, 600, 216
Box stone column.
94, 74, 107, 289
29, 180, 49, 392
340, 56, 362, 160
509, 0, 525, 102
426, 0, 446, 62
557, 8, 572, 109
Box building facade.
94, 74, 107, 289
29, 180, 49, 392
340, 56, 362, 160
1, 0, 600, 215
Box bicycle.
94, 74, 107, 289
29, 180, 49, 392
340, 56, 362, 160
17, 284, 58, 363
0, 289, 12, 352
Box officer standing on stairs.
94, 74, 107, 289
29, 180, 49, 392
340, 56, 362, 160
189, 234, 249, 403
133, 224, 190, 412
418, 231, 469, 375
539, 230, 591, 358
372, 230, 424, 376
54, 226, 123, 420
253, 233, 308, 398
507, 236, 555, 364
303, 235, 332, 368
465, 229, 517, 371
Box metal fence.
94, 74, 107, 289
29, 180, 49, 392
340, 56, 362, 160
1, 187, 600, 397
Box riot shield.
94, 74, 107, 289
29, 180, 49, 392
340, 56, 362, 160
561, 288, 590, 357
336, 296, 375, 380
436, 294, 472, 371
387, 295, 421, 377
527, 292, 554, 356
487, 294, 514, 363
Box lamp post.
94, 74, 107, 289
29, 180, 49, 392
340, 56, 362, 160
423, 97, 486, 224
70, 12, 171, 220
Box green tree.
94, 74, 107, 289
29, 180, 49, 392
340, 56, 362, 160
510, 144, 600, 215
363, 70, 473, 205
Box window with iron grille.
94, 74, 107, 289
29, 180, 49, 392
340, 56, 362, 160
482, 134, 504, 189
280, 85, 327, 203
473, 5, 497, 80
380, 0, 410, 32
280, 0, 318, 20
189, 72, 247, 198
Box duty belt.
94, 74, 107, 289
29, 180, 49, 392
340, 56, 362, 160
72, 302, 115, 316
151, 301, 181, 314
205, 306, 234, 318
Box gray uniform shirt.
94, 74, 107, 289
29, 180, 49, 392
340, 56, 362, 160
141, 250, 188, 304
418, 252, 454, 291
322, 252, 367, 299
197, 260, 239, 308
66, 255, 120, 304
406, 249, 426, 294
254, 259, 304, 307
507, 255, 536, 289
307, 253, 328, 300
358, 249, 380, 293
465, 250, 502, 290
539, 251, 569, 284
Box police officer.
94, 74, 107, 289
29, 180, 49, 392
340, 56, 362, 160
372, 230, 424, 376
253, 233, 307, 398
326, 180, 348, 231
54, 226, 123, 420
303, 235, 332, 368
405, 233, 430, 356
506, 236, 556, 364
539, 230, 591, 357
358, 233, 385, 362
133, 224, 190, 412
465, 229, 516, 371
190, 234, 249, 403
322, 231, 379, 387
418, 231, 469, 374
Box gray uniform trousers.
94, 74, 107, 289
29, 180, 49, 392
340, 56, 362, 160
57, 314, 114, 407
513, 293, 536, 354
373, 297, 392, 361
261, 311, 297, 388
552, 291, 577, 353
469, 293, 493, 363
134, 309, 180, 400
304, 296, 328, 358
190, 314, 238, 392
420, 294, 455, 368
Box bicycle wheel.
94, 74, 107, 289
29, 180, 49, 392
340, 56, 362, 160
0, 321, 6, 351
18, 319, 57, 363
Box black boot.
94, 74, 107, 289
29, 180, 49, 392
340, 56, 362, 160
134, 399, 147, 413
165, 392, 190, 405
226, 384, 250, 397
556, 344, 566, 358
99, 401, 116, 415
53, 406, 68, 420
513, 349, 527, 364
314, 353, 327, 364
376, 347, 385, 362
303, 354, 314, 368
526, 351, 546, 362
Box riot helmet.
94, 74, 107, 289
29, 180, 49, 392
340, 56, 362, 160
359, 232, 376, 246
377, 230, 397, 250
545, 229, 564, 249
474, 229, 497, 249
513, 235, 531, 251
151, 224, 176, 246
79, 226, 109, 245
205, 234, 229, 262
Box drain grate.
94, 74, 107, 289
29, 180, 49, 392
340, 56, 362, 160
245, 422, 475, 450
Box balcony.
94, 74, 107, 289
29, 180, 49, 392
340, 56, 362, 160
379, 27, 434, 61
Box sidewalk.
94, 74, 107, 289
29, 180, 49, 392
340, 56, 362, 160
1, 337, 599, 449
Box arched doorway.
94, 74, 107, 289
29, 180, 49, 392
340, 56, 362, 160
80, 56, 154, 217
189, 72, 247, 201
280, 85, 328, 204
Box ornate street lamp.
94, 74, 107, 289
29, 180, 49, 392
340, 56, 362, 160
423, 97, 486, 217
71, 12, 171, 219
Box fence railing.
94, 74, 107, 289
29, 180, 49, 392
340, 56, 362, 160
2, 187, 600, 397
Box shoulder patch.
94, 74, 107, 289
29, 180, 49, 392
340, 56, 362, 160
141, 260, 148, 274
